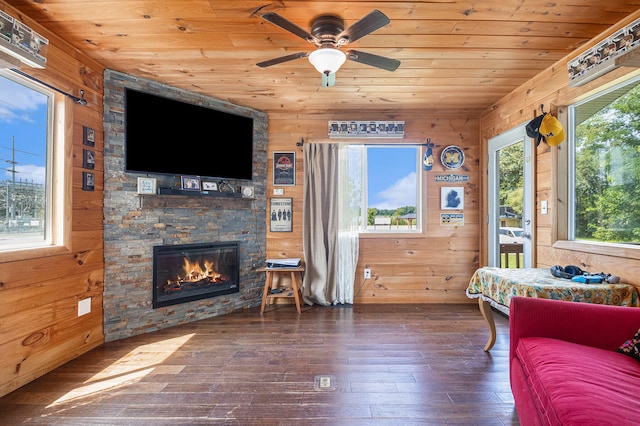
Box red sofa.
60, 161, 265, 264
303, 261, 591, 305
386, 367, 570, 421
509, 296, 640, 425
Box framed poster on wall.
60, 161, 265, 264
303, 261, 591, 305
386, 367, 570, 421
270, 198, 292, 232
273, 152, 295, 186
441, 186, 464, 210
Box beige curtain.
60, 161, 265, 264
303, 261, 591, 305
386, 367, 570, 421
302, 143, 360, 306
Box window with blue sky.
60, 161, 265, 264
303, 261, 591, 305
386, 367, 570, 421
0, 71, 50, 249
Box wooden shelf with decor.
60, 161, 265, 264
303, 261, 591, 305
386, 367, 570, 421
569, 45, 640, 87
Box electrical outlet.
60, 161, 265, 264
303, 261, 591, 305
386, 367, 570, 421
364, 268, 371, 279
78, 297, 91, 316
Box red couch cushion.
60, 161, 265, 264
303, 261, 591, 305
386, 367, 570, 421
516, 337, 640, 425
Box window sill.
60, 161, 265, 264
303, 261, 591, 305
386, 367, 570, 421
553, 239, 640, 261
359, 231, 424, 239
0, 245, 70, 263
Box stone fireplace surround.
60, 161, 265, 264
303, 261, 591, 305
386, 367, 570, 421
103, 70, 268, 342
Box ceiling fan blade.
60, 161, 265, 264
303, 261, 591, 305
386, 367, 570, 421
321, 72, 336, 87
346, 50, 400, 71
261, 12, 318, 44
338, 10, 390, 44
256, 52, 309, 68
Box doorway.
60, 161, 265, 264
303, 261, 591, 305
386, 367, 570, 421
488, 125, 534, 268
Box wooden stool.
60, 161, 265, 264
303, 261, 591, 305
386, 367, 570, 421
258, 266, 304, 314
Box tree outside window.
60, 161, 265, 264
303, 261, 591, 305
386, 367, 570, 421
572, 78, 640, 244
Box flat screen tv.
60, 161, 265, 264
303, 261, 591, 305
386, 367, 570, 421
124, 88, 254, 181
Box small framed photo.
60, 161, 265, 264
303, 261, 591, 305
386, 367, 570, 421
181, 175, 201, 191
83, 126, 95, 147
273, 152, 295, 186
441, 187, 464, 210
83, 149, 95, 169
82, 171, 94, 191
137, 177, 157, 194
270, 198, 292, 232
202, 181, 218, 191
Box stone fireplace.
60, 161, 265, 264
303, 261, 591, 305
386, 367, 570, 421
102, 70, 268, 342
153, 242, 240, 308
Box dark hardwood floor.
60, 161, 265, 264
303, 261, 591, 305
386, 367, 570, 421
0, 303, 517, 425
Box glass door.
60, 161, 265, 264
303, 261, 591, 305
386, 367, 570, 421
488, 125, 534, 268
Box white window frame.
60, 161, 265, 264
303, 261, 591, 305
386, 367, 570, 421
0, 69, 67, 258
358, 144, 423, 234
556, 74, 640, 259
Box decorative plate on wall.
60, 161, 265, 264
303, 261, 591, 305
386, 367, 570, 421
441, 145, 464, 169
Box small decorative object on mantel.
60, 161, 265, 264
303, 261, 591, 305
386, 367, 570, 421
202, 181, 218, 191
137, 177, 157, 194
567, 17, 640, 87
273, 151, 295, 186
241, 186, 255, 198
180, 176, 201, 191
328, 120, 404, 138
218, 180, 235, 193
441, 145, 465, 170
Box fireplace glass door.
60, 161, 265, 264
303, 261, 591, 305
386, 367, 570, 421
153, 242, 239, 308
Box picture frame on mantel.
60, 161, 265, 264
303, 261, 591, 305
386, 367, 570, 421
270, 198, 292, 232
202, 181, 218, 191
137, 177, 157, 194
181, 176, 201, 191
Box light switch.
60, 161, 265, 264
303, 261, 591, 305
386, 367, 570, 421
541, 200, 548, 215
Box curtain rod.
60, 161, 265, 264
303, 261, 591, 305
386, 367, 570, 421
10, 68, 87, 105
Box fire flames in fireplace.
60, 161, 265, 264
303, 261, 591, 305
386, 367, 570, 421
153, 242, 240, 308
164, 258, 225, 292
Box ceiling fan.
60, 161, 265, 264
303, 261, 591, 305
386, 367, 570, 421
256, 10, 400, 87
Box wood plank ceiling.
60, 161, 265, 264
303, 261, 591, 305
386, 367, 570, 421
6, 0, 640, 114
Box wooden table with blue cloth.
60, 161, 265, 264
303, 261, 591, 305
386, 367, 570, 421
466, 267, 640, 351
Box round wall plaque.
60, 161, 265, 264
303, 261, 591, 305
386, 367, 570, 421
441, 145, 465, 169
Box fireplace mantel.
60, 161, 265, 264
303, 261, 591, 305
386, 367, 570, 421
139, 194, 255, 209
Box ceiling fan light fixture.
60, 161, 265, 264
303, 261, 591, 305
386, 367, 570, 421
308, 48, 346, 75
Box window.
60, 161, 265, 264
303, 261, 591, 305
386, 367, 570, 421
0, 71, 53, 251
568, 76, 640, 245
346, 145, 421, 233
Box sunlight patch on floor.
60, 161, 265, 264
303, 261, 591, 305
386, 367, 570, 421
48, 333, 195, 406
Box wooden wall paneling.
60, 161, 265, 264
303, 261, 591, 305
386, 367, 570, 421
265, 112, 481, 304
265, 112, 480, 304
0, 1, 105, 397
0, 248, 104, 290
0, 265, 103, 320
0, 322, 103, 398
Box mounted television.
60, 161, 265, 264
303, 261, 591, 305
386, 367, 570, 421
124, 88, 254, 181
